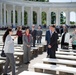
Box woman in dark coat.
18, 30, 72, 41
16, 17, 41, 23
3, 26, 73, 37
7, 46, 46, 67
16, 26, 23, 44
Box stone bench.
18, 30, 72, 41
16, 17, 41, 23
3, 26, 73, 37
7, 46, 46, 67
14, 52, 23, 64
0, 60, 5, 74
56, 51, 76, 55
18, 71, 51, 75
58, 49, 76, 53
0, 56, 17, 60
0, 56, 6, 60
56, 54, 76, 60
30, 49, 34, 60
38, 45, 44, 54
42, 58, 76, 66
33, 63, 76, 75
31, 47, 39, 57
14, 48, 23, 52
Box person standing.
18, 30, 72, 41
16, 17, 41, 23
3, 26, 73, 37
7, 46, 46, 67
71, 28, 76, 49
45, 25, 51, 57
37, 26, 42, 44
16, 26, 23, 44
31, 25, 37, 47
61, 28, 70, 49
23, 27, 32, 64
48, 25, 58, 58
3, 28, 16, 75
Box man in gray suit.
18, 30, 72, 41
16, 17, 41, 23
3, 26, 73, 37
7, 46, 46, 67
23, 27, 32, 64
37, 26, 42, 44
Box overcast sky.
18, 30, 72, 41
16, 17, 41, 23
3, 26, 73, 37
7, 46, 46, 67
49, 0, 76, 2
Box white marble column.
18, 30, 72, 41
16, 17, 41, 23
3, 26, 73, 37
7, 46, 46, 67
13, 5, 15, 26
0, 3, 2, 26
4, 4, 6, 26
7, 10, 11, 25
28, 10, 30, 26
75, 12, 76, 25
47, 8, 51, 26
37, 8, 42, 25
56, 11, 60, 25
22, 6, 24, 25
28, 7, 33, 26
18, 11, 21, 25
66, 11, 70, 25
31, 7, 33, 26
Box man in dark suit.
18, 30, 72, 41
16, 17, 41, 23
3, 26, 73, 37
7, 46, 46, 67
48, 25, 58, 58
45, 26, 51, 57
31, 25, 37, 47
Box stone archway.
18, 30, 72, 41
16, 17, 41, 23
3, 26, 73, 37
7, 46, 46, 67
70, 11, 76, 25
42, 12, 47, 25
60, 12, 66, 24
24, 11, 28, 25
11, 10, 17, 25
51, 12, 56, 24
33, 11, 37, 24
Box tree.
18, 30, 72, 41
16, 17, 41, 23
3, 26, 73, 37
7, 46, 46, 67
42, 12, 46, 25
33, 11, 37, 24
24, 11, 28, 25
60, 12, 66, 24
51, 12, 56, 24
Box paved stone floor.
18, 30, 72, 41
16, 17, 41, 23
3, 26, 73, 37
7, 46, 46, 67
16, 52, 47, 75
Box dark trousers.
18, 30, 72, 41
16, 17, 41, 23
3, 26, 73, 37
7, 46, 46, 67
47, 47, 50, 56
72, 45, 76, 49
49, 50, 56, 58
4, 53, 15, 75
18, 36, 23, 44
33, 39, 36, 47
37, 38, 41, 43
49, 50, 56, 65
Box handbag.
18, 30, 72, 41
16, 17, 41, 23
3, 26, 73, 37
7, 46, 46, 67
1, 45, 6, 57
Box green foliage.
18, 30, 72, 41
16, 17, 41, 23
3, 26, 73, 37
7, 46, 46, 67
15, 11, 17, 23
60, 12, 66, 24
11, 11, 13, 23
70, 21, 75, 24
24, 11, 28, 25
51, 12, 56, 24
33, 11, 37, 24
42, 12, 46, 25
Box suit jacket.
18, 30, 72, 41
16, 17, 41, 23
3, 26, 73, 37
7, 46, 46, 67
37, 29, 42, 38
45, 30, 51, 45
49, 31, 58, 51
31, 29, 37, 39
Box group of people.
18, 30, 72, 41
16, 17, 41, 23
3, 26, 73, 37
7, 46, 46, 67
16, 25, 42, 46
45, 24, 76, 64
2, 25, 42, 75
2, 24, 76, 75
